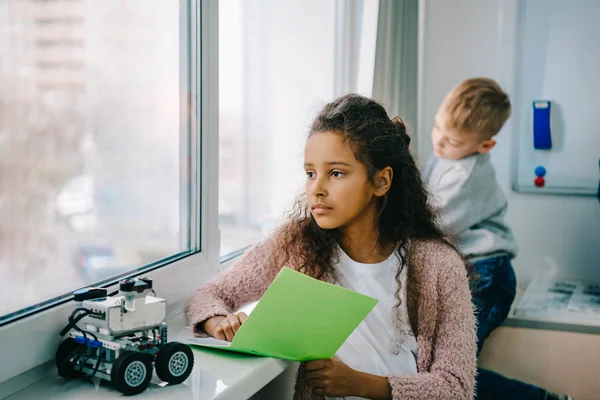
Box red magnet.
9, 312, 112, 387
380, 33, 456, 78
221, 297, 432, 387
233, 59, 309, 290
534, 176, 545, 187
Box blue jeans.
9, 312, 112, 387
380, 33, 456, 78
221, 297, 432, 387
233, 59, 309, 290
472, 256, 547, 400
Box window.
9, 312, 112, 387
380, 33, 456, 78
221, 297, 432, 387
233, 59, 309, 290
0, 1, 192, 322
218, 0, 337, 256
218, 0, 379, 257
0, 0, 218, 388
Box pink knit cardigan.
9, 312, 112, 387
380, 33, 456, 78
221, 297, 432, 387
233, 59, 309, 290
185, 238, 477, 399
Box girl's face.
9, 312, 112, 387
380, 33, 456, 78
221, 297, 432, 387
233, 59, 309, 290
304, 131, 388, 231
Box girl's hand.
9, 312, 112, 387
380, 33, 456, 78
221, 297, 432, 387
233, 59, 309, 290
202, 312, 248, 342
305, 357, 361, 397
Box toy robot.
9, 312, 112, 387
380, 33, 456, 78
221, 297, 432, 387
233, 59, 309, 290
55, 277, 194, 395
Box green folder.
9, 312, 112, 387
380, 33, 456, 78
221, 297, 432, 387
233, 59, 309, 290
180, 267, 378, 361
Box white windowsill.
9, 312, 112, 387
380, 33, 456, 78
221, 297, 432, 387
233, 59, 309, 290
4, 301, 292, 400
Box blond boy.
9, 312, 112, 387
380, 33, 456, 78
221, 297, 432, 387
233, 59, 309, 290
422, 78, 571, 400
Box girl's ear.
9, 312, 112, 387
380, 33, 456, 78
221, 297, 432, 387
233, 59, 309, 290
374, 166, 393, 196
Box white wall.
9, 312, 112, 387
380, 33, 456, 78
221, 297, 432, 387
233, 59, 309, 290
418, 0, 600, 285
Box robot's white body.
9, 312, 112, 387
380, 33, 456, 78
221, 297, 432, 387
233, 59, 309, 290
56, 278, 194, 395
79, 289, 166, 336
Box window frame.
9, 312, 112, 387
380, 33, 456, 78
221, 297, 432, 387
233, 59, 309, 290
0, 0, 219, 389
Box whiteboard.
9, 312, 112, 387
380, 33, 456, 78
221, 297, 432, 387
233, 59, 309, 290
512, 0, 600, 196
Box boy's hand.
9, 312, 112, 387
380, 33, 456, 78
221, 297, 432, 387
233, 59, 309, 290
305, 357, 361, 397
203, 312, 248, 342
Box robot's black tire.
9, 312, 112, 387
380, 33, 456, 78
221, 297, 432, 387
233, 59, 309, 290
111, 351, 153, 395
155, 342, 194, 384
55, 338, 83, 378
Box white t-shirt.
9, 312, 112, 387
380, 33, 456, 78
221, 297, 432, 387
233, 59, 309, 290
327, 247, 418, 400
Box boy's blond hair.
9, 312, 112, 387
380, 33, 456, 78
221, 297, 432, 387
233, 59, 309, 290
443, 77, 511, 139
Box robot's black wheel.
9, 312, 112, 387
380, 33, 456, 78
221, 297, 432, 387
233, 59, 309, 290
155, 342, 194, 384
111, 351, 153, 395
55, 338, 83, 378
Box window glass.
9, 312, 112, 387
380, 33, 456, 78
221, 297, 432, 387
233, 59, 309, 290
218, 0, 337, 256
0, 1, 188, 320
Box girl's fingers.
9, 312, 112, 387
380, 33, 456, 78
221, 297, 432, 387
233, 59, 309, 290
305, 370, 325, 380
306, 359, 328, 371
227, 314, 241, 333
237, 312, 248, 324
306, 377, 322, 387
220, 319, 236, 341
312, 387, 326, 395
214, 325, 227, 341
215, 313, 248, 342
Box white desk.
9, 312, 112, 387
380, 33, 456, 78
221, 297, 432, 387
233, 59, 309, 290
4, 312, 292, 400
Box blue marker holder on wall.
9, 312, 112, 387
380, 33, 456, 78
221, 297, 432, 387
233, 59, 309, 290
533, 101, 552, 150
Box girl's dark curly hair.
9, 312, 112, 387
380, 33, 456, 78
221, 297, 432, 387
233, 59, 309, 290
276, 94, 464, 321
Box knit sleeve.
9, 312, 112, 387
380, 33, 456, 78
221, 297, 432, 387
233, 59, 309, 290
184, 237, 283, 336
293, 362, 323, 400
387, 250, 477, 399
